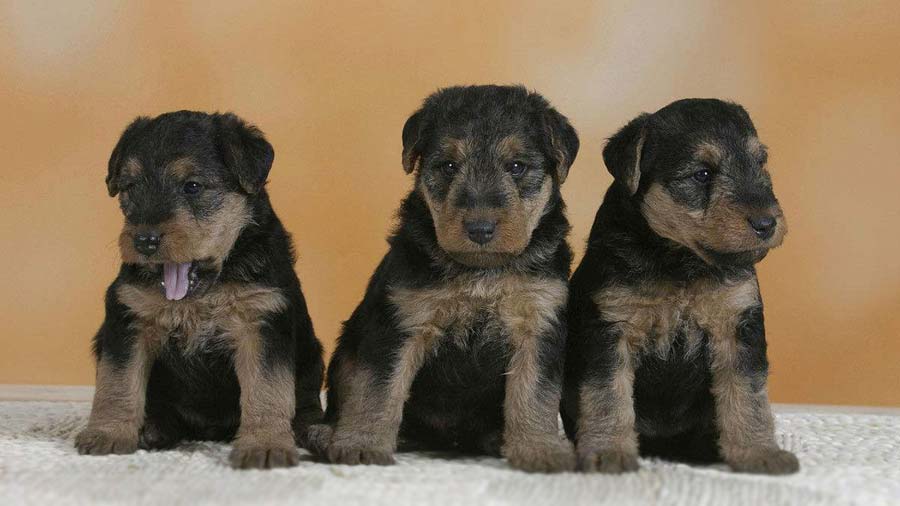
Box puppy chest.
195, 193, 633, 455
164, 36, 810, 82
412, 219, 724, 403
592, 278, 760, 356
388, 274, 567, 350
115, 282, 287, 351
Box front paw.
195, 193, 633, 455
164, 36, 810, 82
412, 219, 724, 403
326, 437, 395, 466
75, 427, 139, 455
503, 437, 576, 473
577, 447, 639, 473
726, 446, 799, 475
230, 433, 299, 469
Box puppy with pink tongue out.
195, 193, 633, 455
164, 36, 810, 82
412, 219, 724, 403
75, 111, 325, 469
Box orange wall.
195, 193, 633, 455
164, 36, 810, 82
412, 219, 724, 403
1, 1, 898, 405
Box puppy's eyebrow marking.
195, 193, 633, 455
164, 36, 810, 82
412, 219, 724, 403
496, 135, 526, 159
695, 141, 724, 165
165, 157, 196, 179
122, 157, 143, 178
745, 137, 767, 160
440, 137, 471, 159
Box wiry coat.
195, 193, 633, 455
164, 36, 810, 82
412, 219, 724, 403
310, 85, 581, 472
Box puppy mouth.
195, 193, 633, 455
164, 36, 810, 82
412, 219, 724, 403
160, 261, 200, 301
697, 245, 769, 266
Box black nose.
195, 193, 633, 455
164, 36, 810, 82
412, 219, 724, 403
748, 216, 776, 240
464, 220, 496, 245
133, 232, 161, 256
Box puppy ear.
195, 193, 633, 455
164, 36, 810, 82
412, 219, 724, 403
401, 110, 424, 174
540, 108, 580, 184
106, 116, 150, 197
603, 113, 650, 195
215, 113, 275, 194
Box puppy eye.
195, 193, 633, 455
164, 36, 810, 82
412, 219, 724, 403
183, 181, 203, 195
692, 169, 711, 184
440, 162, 458, 176
507, 161, 528, 177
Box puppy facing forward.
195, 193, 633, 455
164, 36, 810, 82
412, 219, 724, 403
75, 111, 325, 469
561, 99, 799, 474
309, 85, 580, 472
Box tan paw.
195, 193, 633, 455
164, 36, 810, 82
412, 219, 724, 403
503, 437, 576, 473
577, 447, 639, 473
229, 444, 300, 469
326, 439, 395, 465
727, 447, 799, 475
75, 427, 139, 456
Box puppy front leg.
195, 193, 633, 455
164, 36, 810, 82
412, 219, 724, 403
502, 319, 576, 473
709, 307, 799, 475
575, 338, 639, 473
230, 325, 299, 469
76, 327, 155, 455
327, 337, 430, 465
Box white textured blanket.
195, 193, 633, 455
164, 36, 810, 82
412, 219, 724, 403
1, 401, 899, 505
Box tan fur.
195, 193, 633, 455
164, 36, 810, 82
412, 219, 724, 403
641, 183, 785, 264
422, 175, 553, 267
695, 141, 725, 165
575, 339, 639, 472
326, 273, 572, 469
393, 273, 573, 471
585, 277, 793, 472
122, 157, 143, 179
119, 193, 252, 266
75, 329, 158, 454
165, 156, 196, 179
229, 320, 298, 467
496, 135, 525, 160
745, 136, 765, 158
115, 282, 286, 354
625, 130, 646, 195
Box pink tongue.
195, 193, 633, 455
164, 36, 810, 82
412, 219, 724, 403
163, 262, 191, 301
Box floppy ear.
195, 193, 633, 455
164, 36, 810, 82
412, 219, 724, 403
215, 113, 275, 194
603, 113, 650, 195
401, 110, 424, 174
106, 116, 150, 197
540, 108, 580, 184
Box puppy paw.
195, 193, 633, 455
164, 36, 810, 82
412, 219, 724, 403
326, 439, 395, 466
503, 437, 576, 473
75, 427, 139, 455
577, 447, 639, 473
303, 424, 334, 456
726, 446, 799, 475
229, 443, 300, 470
138, 420, 178, 450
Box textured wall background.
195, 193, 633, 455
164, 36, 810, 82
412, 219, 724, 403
1, 1, 898, 405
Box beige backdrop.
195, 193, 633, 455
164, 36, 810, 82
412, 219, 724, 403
1, 1, 898, 406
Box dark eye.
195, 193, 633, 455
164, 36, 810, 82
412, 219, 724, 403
183, 181, 202, 195
507, 161, 528, 177
440, 161, 458, 176
692, 169, 711, 184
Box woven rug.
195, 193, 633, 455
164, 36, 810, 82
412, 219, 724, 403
1, 401, 899, 505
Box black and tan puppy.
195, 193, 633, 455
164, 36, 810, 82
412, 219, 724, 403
308, 85, 579, 472
74, 111, 325, 469
561, 99, 799, 474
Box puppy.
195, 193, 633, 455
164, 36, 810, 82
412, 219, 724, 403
74, 111, 325, 469
561, 99, 799, 474
308, 85, 580, 472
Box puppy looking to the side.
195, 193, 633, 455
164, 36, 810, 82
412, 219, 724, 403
309, 85, 580, 472
75, 111, 325, 469
562, 99, 799, 474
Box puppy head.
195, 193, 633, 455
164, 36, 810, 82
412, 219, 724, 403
106, 111, 273, 299
402, 85, 579, 268
604, 99, 785, 266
